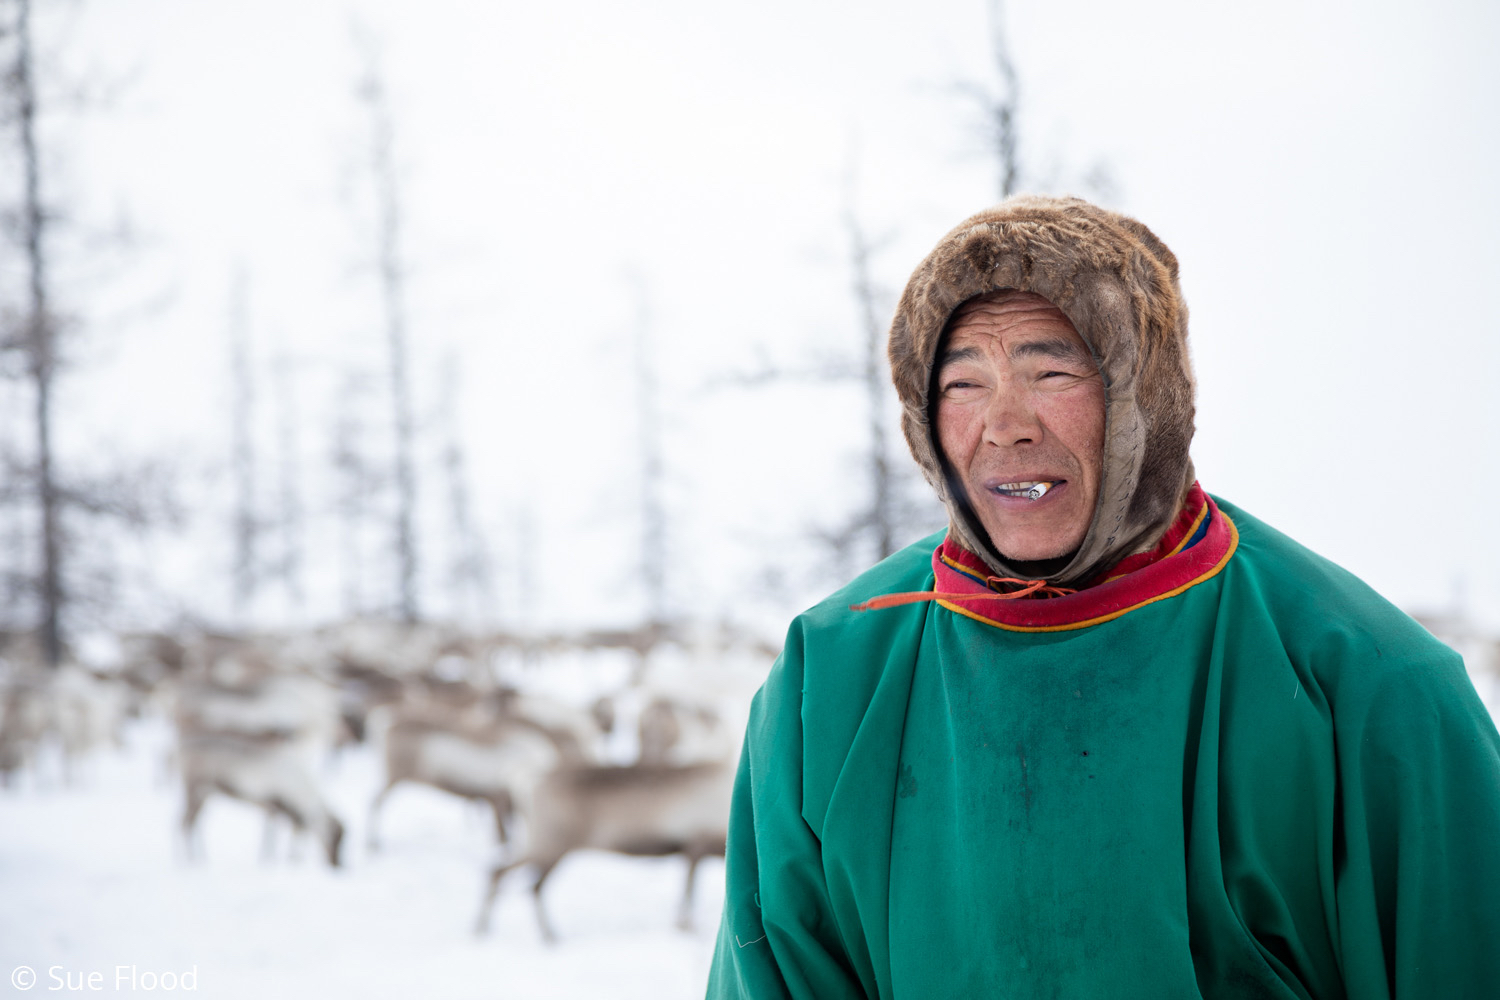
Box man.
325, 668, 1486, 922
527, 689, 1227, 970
706, 196, 1500, 998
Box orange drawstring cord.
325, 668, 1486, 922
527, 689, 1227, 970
850, 576, 1077, 612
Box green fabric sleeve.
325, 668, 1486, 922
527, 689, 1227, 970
1333, 646, 1500, 999
706, 627, 868, 1000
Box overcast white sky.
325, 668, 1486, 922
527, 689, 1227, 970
10, 0, 1498, 637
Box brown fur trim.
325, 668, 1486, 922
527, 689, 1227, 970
889, 195, 1196, 585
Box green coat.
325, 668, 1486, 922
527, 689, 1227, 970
707, 498, 1500, 999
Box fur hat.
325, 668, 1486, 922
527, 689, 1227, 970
889, 195, 1197, 586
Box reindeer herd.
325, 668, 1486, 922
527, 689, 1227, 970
0, 621, 764, 943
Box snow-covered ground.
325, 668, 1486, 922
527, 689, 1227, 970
4, 652, 1495, 1000
0, 718, 722, 999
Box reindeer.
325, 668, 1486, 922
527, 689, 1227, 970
116, 630, 188, 714
473, 754, 735, 942
179, 731, 345, 867
172, 671, 340, 746
497, 689, 608, 763
637, 694, 733, 766
364, 692, 597, 851
0, 672, 50, 786
47, 666, 128, 781
366, 712, 566, 851
171, 664, 343, 864
0, 665, 127, 786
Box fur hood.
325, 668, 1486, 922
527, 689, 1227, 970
889, 195, 1197, 586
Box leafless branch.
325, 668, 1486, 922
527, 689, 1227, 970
353, 23, 421, 624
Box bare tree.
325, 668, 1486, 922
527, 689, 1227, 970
438, 355, 492, 624
270, 347, 304, 614
629, 274, 668, 625
954, 0, 1118, 204
12, 0, 61, 663
354, 35, 419, 624
953, 0, 1022, 199
331, 369, 382, 618
0, 0, 175, 662
813, 174, 946, 573
513, 502, 537, 640
227, 266, 258, 621
718, 161, 941, 587
846, 201, 898, 561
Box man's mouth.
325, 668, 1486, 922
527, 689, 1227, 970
991, 480, 1059, 501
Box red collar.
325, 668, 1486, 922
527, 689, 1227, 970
927, 483, 1238, 632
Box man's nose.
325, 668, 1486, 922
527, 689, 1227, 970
980, 388, 1043, 447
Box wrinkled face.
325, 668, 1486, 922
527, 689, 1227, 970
934, 292, 1106, 563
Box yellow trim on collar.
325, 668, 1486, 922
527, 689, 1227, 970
938, 511, 1240, 633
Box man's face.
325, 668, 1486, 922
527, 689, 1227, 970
934, 292, 1105, 563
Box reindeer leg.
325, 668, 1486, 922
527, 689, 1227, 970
268, 796, 310, 864
366, 778, 400, 852
678, 851, 703, 931
288, 828, 306, 863
488, 791, 513, 849
474, 858, 527, 936
324, 816, 346, 868
180, 783, 209, 863
157, 743, 177, 789
260, 808, 280, 863
531, 856, 564, 945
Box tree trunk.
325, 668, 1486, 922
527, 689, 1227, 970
360, 63, 419, 624
988, 0, 1020, 199
846, 210, 895, 561
228, 268, 257, 621
17, 0, 62, 667
631, 278, 667, 625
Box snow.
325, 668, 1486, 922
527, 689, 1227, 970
4, 643, 1492, 999
0, 718, 722, 999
